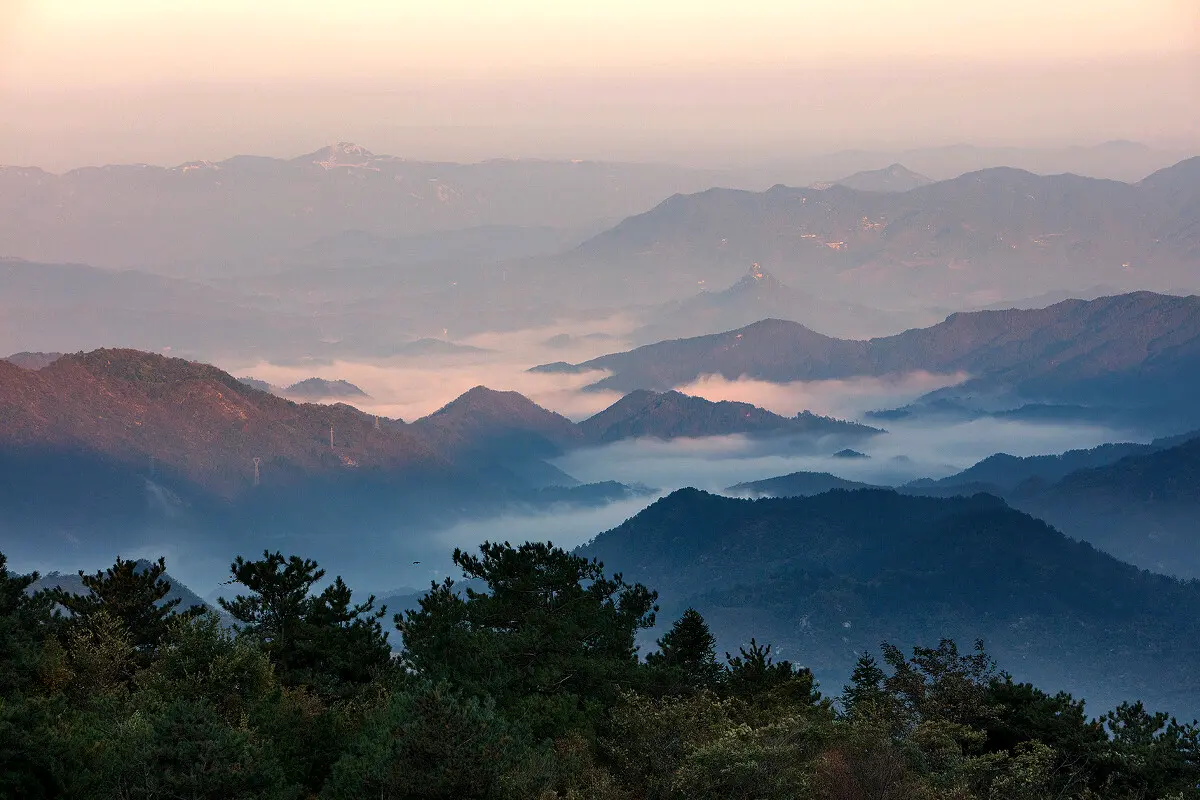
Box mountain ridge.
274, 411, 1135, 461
534, 291, 1200, 429
578, 487, 1200, 716
552, 157, 1200, 311
577, 389, 880, 444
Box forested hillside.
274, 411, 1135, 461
3, 543, 1198, 799
580, 489, 1200, 717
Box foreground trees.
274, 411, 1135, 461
397, 540, 658, 739
0, 542, 1197, 799
219, 550, 391, 698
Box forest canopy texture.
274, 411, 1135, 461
1, 543, 1198, 800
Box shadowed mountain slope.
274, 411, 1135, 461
536, 292, 1200, 430
579, 488, 1200, 717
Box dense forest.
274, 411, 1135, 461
582, 489, 1200, 717
2, 545, 1197, 800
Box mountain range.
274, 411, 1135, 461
529, 156, 1200, 311
0, 349, 877, 578
6, 156, 1200, 359
536, 291, 1200, 431
629, 265, 921, 343
730, 431, 1200, 580
1013, 437, 1200, 580
577, 389, 879, 444
0, 144, 727, 276
579, 488, 1200, 718
816, 163, 932, 193
0, 350, 872, 495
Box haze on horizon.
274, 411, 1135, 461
2, 0, 1197, 170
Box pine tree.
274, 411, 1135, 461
724, 639, 821, 710
49, 556, 197, 653
0, 551, 57, 695
220, 551, 390, 697
841, 653, 888, 718
646, 608, 722, 694
397, 540, 658, 738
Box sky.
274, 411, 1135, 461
1, 0, 1197, 168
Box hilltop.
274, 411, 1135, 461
580, 488, 1200, 717
283, 378, 370, 400
578, 390, 879, 444
0, 349, 441, 498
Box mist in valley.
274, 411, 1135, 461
4, 6, 1200, 783
8, 347, 1145, 603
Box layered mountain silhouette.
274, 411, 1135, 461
542, 157, 1200, 310
1012, 436, 1200, 580
726, 471, 876, 497
283, 378, 369, 400
0, 349, 872, 501
728, 430, 1200, 579
905, 434, 1191, 497
0, 351, 659, 583
579, 488, 1200, 717
7, 157, 1199, 355
536, 291, 1200, 430
818, 163, 932, 193
4, 351, 63, 370
630, 265, 916, 343
578, 389, 878, 444
412, 386, 585, 461
0, 347, 890, 589
0, 145, 724, 275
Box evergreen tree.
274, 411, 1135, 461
880, 638, 998, 730
840, 653, 888, 718
0, 552, 56, 695
723, 639, 821, 711
981, 679, 1107, 796
397, 540, 658, 738
646, 608, 722, 695
1099, 701, 1200, 799
322, 682, 532, 800
220, 551, 391, 697
48, 556, 198, 654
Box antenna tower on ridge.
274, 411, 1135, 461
252, 456, 261, 487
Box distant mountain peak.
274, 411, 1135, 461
4, 351, 63, 371
283, 378, 369, 400
330, 141, 374, 157
414, 385, 583, 455
727, 263, 786, 293
829, 163, 932, 192
424, 386, 574, 425
577, 387, 878, 443
301, 141, 381, 169
174, 160, 221, 173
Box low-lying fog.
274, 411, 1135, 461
330, 414, 1136, 604
225, 321, 632, 420
190, 326, 1148, 601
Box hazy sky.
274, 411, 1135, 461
2, 0, 1197, 168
